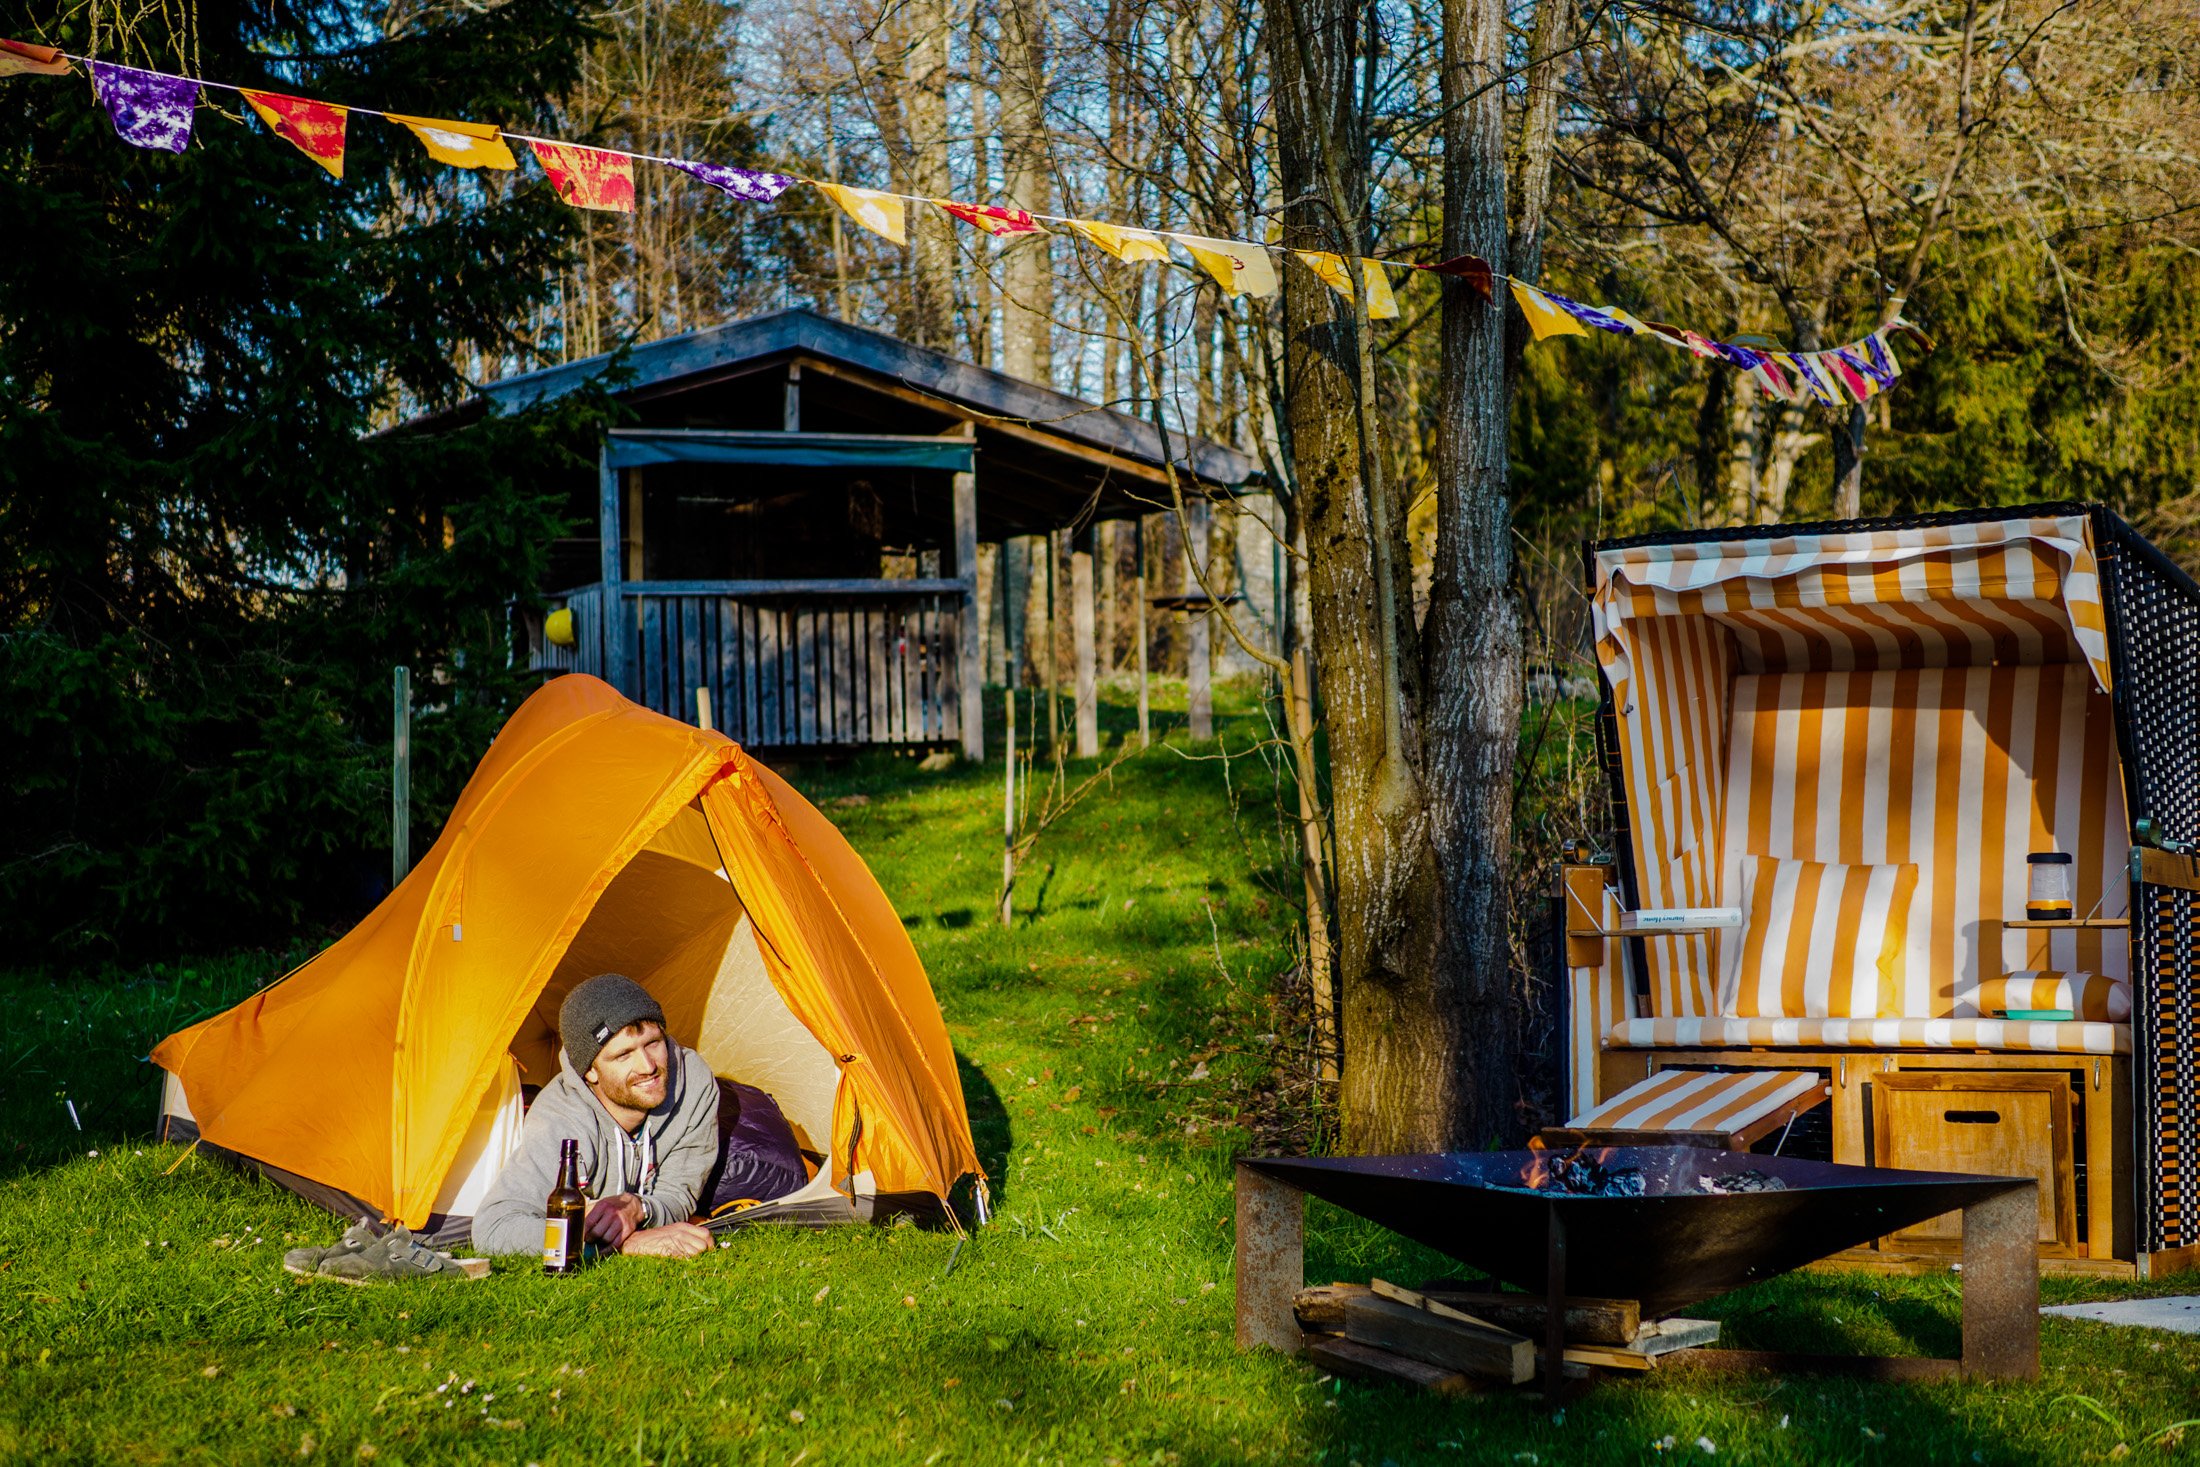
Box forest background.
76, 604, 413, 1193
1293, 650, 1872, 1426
4, 0, 2199, 1052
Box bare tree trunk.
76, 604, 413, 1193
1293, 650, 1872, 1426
1831, 403, 1866, 518
1725, 382, 1760, 525
966, 45, 996, 365
904, 0, 953, 348
998, 0, 1051, 384
1416, 0, 1527, 1148
1271, 0, 1539, 1151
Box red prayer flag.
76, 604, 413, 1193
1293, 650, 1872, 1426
0, 37, 69, 76
936, 201, 1045, 238
241, 89, 347, 178
1419, 253, 1493, 299
530, 140, 635, 213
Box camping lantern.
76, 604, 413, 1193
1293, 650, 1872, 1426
2027, 852, 2074, 920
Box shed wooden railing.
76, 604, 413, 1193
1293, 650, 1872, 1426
537, 579, 966, 749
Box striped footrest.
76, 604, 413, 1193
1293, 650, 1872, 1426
1549, 1068, 1830, 1151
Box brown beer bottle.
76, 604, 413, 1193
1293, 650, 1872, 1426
543, 1138, 586, 1275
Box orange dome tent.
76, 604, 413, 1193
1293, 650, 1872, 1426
152, 675, 983, 1237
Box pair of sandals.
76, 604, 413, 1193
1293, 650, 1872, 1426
282, 1218, 472, 1284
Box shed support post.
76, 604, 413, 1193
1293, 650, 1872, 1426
1186, 498, 1213, 741
1072, 523, 1098, 757
598, 444, 627, 696
954, 465, 983, 761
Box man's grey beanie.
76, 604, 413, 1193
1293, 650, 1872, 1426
560, 973, 666, 1076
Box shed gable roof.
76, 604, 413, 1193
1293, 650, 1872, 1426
480, 306, 1256, 489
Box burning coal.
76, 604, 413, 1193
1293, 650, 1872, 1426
1510, 1139, 1790, 1197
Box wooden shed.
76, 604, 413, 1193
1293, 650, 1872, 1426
470, 308, 1257, 757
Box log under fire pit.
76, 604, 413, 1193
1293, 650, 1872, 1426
1236, 1149, 2041, 1391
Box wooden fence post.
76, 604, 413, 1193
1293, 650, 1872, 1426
999, 688, 1017, 927
391, 665, 411, 887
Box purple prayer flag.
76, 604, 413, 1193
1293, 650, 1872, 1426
1789, 353, 1836, 404
1542, 287, 1637, 336
1711, 341, 1763, 371
668, 159, 794, 202
91, 61, 197, 153
1859, 334, 1900, 386
1835, 344, 1892, 391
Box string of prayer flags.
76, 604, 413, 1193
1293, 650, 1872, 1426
25, 44, 1950, 411
937, 201, 1045, 238
0, 38, 68, 76
815, 182, 907, 246
92, 62, 197, 152
1296, 251, 1399, 319
388, 113, 515, 171
1170, 233, 1278, 299
241, 89, 346, 178
668, 160, 793, 202
531, 140, 634, 213
1066, 220, 1169, 263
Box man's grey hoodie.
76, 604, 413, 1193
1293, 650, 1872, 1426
471, 1041, 720, 1255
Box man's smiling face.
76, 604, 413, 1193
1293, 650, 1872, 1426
586, 1020, 669, 1114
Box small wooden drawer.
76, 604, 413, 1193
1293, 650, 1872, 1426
1871, 1072, 2079, 1257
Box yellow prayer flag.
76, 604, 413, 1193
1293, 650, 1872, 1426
1066, 219, 1169, 264
1509, 281, 1591, 342
1170, 233, 1279, 299
1295, 251, 1400, 319
815, 182, 907, 246
386, 113, 515, 171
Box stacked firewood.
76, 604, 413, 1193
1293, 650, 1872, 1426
1292, 1280, 1719, 1394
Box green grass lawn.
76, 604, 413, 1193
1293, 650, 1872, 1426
3, 680, 2197, 1464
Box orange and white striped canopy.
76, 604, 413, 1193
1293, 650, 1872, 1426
1593, 514, 2113, 718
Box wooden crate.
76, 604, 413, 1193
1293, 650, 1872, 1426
1871, 1072, 2079, 1256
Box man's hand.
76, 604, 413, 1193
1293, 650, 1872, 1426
618, 1221, 712, 1259
585, 1194, 648, 1249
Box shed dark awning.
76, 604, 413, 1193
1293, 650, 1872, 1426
605, 429, 975, 474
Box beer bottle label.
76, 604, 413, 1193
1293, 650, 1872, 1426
543, 1216, 571, 1270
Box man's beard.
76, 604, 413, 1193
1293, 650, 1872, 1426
599, 1069, 664, 1113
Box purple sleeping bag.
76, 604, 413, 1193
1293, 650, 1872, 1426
702, 1078, 809, 1211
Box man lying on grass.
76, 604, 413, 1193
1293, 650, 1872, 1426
473, 974, 718, 1260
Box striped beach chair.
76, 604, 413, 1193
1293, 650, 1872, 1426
1563, 503, 2200, 1277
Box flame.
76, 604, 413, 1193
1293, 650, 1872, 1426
1519, 1137, 1621, 1193
1522, 1135, 1551, 1190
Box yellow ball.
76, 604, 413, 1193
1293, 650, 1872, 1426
544, 608, 576, 648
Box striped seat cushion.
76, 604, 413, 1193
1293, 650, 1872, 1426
1732, 854, 1919, 1017
1565, 1067, 1822, 1137
1608, 1015, 2129, 1055
1955, 970, 2132, 1022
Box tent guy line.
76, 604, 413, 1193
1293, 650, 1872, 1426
3, 39, 1931, 406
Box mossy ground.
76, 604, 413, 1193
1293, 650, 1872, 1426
3, 682, 2195, 1464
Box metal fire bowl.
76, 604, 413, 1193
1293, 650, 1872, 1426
1244, 1149, 2033, 1320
